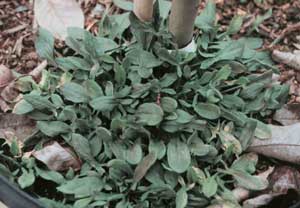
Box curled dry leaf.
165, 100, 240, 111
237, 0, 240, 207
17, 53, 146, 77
34, 0, 84, 40
273, 104, 300, 126
33, 142, 81, 171
206, 201, 238, 208
29, 60, 48, 81
0, 81, 20, 103
268, 166, 300, 194
248, 124, 300, 164
243, 166, 300, 208
0, 97, 11, 112
0, 114, 36, 145
272, 50, 300, 71
243, 194, 279, 208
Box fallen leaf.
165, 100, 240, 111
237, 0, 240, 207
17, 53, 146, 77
243, 166, 300, 207
268, 166, 300, 195
29, 60, 48, 81
34, 0, 84, 40
248, 124, 300, 164
0, 65, 14, 89
272, 50, 300, 71
0, 81, 20, 102
273, 104, 300, 126
33, 142, 81, 171
243, 194, 279, 208
0, 114, 36, 145
0, 97, 11, 112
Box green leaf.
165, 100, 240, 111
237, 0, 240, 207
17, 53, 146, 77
90, 135, 102, 157
74, 197, 93, 208
194, 103, 221, 120
37, 121, 70, 137
239, 120, 257, 150
114, 64, 126, 87
195, 0, 216, 32
231, 153, 258, 174
96, 127, 112, 142
253, 119, 272, 139
127, 48, 162, 68
124, 143, 143, 165
13, 100, 34, 114
156, 48, 179, 66
167, 138, 191, 173
176, 187, 188, 208
18, 169, 35, 189
161, 97, 178, 113
51, 94, 64, 107
113, 0, 133, 11
202, 177, 218, 198
61, 82, 88, 103
240, 83, 265, 100
57, 176, 104, 198
89, 96, 117, 112
158, 0, 172, 19
219, 130, 242, 155
175, 109, 194, 124
108, 159, 133, 181
24, 94, 55, 110
56, 57, 92, 71
9, 138, 20, 156
71, 133, 94, 162
95, 37, 119, 55
84, 80, 103, 98
136, 103, 164, 126
226, 15, 244, 35
35, 28, 55, 64
35, 167, 64, 184
227, 169, 268, 190
149, 140, 166, 160
249, 9, 272, 34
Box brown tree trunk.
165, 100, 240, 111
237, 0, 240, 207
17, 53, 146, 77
169, 0, 199, 48
133, 0, 154, 22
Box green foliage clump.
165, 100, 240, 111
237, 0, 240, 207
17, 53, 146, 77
3, 1, 288, 207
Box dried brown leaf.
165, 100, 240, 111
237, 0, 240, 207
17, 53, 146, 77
268, 166, 300, 194
0, 81, 20, 102
248, 124, 300, 164
243, 194, 279, 208
0, 97, 11, 112
272, 50, 300, 71
29, 60, 48, 81
0, 113, 36, 145
243, 166, 300, 207
133, 152, 156, 183
33, 142, 81, 171
273, 104, 300, 126
34, 0, 84, 40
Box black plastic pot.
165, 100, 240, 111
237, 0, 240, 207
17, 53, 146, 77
0, 176, 43, 208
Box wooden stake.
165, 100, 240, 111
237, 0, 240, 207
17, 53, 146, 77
133, 0, 154, 22
169, 0, 199, 48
